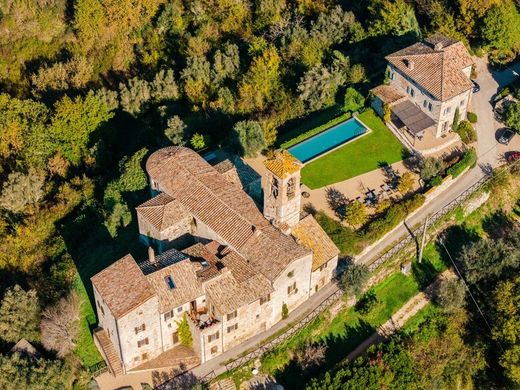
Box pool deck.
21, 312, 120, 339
287, 116, 372, 164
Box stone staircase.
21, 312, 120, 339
93, 328, 124, 376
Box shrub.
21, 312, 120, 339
231, 120, 266, 157
467, 112, 478, 123
355, 290, 380, 315
419, 157, 444, 181
296, 344, 326, 372
430, 176, 443, 187
343, 87, 365, 113
281, 303, 289, 319
176, 313, 193, 347
456, 121, 477, 144
190, 133, 206, 150
340, 262, 370, 297
447, 148, 477, 178
345, 200, 368, 227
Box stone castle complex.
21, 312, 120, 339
91, 147, 339, 375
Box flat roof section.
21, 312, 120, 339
392, 100, 436, 135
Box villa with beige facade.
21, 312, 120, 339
91, 147, 339, 376
371, 34, 474, 142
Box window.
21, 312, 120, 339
444, 107, 451, 115
208, 331, 220, 342
460, 99, 465, 107
141, 353, 149, 361
410, 88, 415, 97
227, 323, 238, 333
271, 177, 279, 198
97, 301, 104, 316
389, 71, 394, 80
211, 346, 218, 354
164, 275, 175, 290
318, 263, 327, 272
287, 270, 294, 278
423, 100, 427, 108
226, 311, 237, 321
134, 324, 146, 334
177, 306, 183, 313
172, 332, 179, 344
428, 102, 433, 112
406, 86, 410, 94
260, 294, 271, 305
288, 282, 297, 295
287, 178, 295, 199
164, 310, 174, 321
137, 338, 149, 348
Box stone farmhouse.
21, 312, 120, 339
371, 33, 474, 140
91, 147, 339, 375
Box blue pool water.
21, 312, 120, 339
288, 118, 367, 163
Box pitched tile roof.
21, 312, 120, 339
143, 255, 204, 313
386, 34, 473, 101
263, 150, 303, 178
136, 192, 191, 232
292, 215, 340, 271
370, 85, 406, 105
182, 243, 221, 282
91, 255, 155, 319
146, 147, 309, 281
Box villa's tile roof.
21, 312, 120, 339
182, 243, 221, 282
370, 85, 406, 105
263, 150, 303, 178
386, 34, 473, 101
136, 193, 191, 232
292, 215, 340, 271
145, 147, 308, 282
144, 258, 204, 313
91, 255, 155, 319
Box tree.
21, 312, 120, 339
211, 43, 240, 84
119, 77, 152, 116
296, 344, 326, 372
181, 56, 211, 106
452, 107, 460, 131
176, 313, 192, 347
0, 169, 45, 213
368, 0, 421, 37
504, 101, 520, 132
343, 87, 365, 113
345, 200, 368, 227
0, 352, 70, 390
298, 65, 342, 111
164, 116, 187, 146
49, 92, 114, 165
40, 292, 81, 358
231, 120, 266, 157
434, 278, 466, 311
190, 133, 206, 150
94, 88, 119, 111
151, 69, 179, 102
340, 262, 370, 297
419, 157, 444, 181
397, 171, 415, 195
254, 0, 287, 30
456, 120, 477, 144
310, 6, 362, 48
0, 285, 40, 343
481, 2, 520, 51
491, 277, 520, 385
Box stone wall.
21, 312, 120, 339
269, 253, 313, 327
310, 255, 338, 296
93, 285, 122, 364
263, 170, 301, 228
137, 212, 193, 252
117, 297, 162, 371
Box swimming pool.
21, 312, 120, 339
288, 117, 368, 163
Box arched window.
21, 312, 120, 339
271, 177, 279, 198
287, 177, 295, 198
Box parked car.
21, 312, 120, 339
506, 151, 520, 164
498, 128, 516, 145
472, 80, 480, 93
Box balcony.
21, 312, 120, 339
188, 308, 220, 330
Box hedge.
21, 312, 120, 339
467, 112, 478, 123
280, 112, 352, 149
447, 148, 477, 178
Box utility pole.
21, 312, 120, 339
417, 214, 430, 263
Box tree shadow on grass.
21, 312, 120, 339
439, 225, 481, 261
411, 260, 438, 290
272, 319, 375, 389
482, 210, 515, 240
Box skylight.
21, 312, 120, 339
164, 275, 176, 290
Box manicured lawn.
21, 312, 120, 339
300, 109, 406, 189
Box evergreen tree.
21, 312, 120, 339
0, 285, 41, 343
231, 120, 266, 157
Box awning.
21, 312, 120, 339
392, 100, 436, 135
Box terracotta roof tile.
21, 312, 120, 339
91, 255, 155, 319
263, 150, 303, 178
371, 85, 406, 105
386, 34, 473, 101
292, 215, 340, 270
136, 193, 191, 232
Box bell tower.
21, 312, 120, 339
263, 150, 303, 229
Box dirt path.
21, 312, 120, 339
346, 269, 455, 362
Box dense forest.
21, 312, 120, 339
0, 0, 520, 388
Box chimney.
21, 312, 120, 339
148, 246, 156, 264
252, 225, 261, 237
434, 42, 443, 51
406, 59, 415, 70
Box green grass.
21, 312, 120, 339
401, 303, 438, 334
280, 112, 352, 149
300, 109, 406, 189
